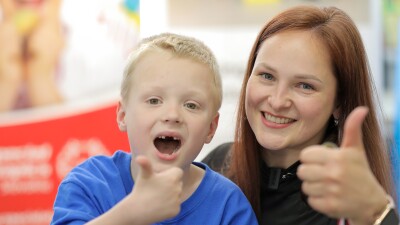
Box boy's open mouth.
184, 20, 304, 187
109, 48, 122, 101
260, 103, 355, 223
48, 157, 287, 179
154, 136, 181, 155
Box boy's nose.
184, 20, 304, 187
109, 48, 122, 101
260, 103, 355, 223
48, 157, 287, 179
162, 105, 182, 123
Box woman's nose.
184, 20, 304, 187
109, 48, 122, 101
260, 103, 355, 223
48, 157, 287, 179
267, 87, 291, 110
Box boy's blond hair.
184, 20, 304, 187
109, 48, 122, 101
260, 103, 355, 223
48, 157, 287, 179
121, 32, 223, 111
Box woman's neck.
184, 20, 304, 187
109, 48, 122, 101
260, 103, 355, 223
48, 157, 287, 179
261, 148, 301, 169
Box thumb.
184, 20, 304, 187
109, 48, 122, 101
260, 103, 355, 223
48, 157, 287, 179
136, 155, 153, 179
341, 106, 369, 149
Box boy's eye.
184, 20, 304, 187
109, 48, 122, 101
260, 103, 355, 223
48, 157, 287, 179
260, 73, 274, 80
184, 102, 198, 110
148, 98, 161, 105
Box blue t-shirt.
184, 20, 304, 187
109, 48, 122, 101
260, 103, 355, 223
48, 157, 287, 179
51, 150, 258, 225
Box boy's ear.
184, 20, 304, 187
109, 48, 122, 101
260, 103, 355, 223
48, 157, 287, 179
116, 101, 127, 131
205, 113, 219, 144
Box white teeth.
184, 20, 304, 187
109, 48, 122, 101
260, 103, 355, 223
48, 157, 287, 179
157, 136, 180, 140
265, 114, 293, 124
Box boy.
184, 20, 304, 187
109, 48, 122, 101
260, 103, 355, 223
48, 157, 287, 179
51, 33, 258, 225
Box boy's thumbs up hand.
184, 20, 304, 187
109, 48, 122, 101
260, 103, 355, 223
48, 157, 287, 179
298, 106, 388, 225
136, 155, 154, 179
127, 155, 183, 224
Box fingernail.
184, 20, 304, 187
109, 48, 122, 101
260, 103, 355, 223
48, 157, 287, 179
322, 142, 338, 148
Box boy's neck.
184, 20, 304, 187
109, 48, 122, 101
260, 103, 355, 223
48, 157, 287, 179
180, 164, 205, 202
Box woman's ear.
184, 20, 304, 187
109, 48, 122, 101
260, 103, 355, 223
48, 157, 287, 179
333, 106, 341, 120
116, 101, 127, 131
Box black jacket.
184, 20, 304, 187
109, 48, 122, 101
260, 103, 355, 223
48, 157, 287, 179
202, 142, 337, 225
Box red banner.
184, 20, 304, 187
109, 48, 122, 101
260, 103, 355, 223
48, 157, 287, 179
0, 101, 130, 225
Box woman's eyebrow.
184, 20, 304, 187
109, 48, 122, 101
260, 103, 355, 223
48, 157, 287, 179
293, 74, 323, 84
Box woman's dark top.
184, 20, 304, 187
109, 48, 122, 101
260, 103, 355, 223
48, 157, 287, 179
202, 142, 337, 225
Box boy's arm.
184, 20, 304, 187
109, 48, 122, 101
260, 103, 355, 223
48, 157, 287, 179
52, 156, 183, 225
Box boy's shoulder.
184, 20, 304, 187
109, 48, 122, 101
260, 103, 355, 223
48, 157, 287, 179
185, 162, 258, 225
193, 161, 240, 193
51, 151, 133, 224
61, 150, 132, 185
71, 150, 129, 170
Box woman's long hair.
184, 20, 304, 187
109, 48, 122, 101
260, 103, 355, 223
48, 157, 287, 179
227, 5, 395, 218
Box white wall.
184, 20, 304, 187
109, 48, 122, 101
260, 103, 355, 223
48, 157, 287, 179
140, 0, 386, 161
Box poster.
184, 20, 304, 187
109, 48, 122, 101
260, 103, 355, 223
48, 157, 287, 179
0, 100, 130, 224
0, 0, 139, 224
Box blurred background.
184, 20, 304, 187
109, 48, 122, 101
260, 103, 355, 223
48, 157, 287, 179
0, 0, 399, 224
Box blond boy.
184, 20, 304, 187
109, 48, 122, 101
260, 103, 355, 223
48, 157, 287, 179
51, 33, 258, 225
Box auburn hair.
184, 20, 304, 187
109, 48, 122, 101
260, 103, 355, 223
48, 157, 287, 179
227, 5, 395, 218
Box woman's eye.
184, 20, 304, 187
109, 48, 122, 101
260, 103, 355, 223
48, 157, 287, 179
299, 83, 314, 90
148, 98, 161, 105
260, 73, 274, 80
185, 102, 198, 110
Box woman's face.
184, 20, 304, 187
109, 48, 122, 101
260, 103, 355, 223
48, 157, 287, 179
245, 29, 338, 165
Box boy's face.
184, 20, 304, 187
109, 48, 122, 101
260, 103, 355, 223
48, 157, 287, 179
117, 51, 219, 173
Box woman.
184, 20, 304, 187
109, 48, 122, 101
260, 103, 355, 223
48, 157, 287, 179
203, 5, 399, 225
